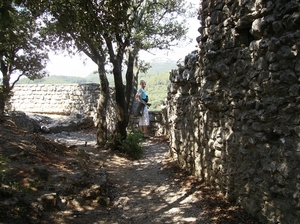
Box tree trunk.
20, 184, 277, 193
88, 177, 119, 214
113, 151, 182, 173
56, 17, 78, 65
0, 90, 5, 119
111, 49, 140, 147
96, 59, 110, 146
125, 50, 139, 123
0, 61, 11, 117
105, 38, 140, 148
105, 37, 128, 146
112, 61, 127, 142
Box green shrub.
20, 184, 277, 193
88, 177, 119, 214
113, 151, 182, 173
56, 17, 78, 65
117, 130, 144, 160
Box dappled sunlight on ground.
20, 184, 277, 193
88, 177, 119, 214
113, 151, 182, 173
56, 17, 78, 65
30, 128, 258, 223
101, 138, 258, 223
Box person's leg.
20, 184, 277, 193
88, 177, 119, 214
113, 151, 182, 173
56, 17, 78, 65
139, 125, 143, 132
143, 107, 149, 137
139, 106, 149, 137
143, 125, 148, 137
139, 125, 148, 137
139, 116, 144, 135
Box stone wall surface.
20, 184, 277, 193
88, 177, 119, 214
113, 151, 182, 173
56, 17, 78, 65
10, 84, 100, 116
165, 0, 300, 223
128, 109, 167, 137
10, 84, 164, 135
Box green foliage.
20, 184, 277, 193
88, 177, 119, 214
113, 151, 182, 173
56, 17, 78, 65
0, 3, 49, 80
0, 1, 49, 113
39, 0, 191, 144
140, 72, 170, 110
129, 0, 192, 52
18, 58, 177, 110
144, 60, 177, 76
137, 58, 176, 110
18, 70, 171, 110
117, 130, 144, 160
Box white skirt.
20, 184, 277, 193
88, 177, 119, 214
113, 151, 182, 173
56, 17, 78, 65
139, 106, 149, 126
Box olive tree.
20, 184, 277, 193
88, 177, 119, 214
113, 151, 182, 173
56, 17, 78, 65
42, 0, 192, 147
0, 0, 49, 117
42, 0, 130, 145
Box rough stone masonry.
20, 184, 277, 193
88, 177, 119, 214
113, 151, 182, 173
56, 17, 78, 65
165, 0, 300, 223
10, 84, 165, 136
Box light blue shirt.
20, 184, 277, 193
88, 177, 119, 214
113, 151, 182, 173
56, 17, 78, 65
137, 88, 147, 101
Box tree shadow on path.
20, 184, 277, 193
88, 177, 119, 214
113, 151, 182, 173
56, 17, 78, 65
104, 138, 260, 224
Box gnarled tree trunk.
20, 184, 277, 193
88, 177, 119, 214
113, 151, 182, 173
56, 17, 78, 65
96, 58, 110, 146
125, 49, 139, 123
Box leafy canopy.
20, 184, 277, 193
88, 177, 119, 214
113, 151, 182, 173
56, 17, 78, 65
0, 0, 49, 114
40, 0, 193, 141
0, 0, 49, 85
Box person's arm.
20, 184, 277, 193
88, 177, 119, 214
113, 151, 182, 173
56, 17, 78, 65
135, 93, 140, 100
135, 88, 140, 100
136, 89, 146, 104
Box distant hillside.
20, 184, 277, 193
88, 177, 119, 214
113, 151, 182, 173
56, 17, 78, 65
143, 57, 177, 75
17, 57, 178, 110
139, 71, 170, 110
18, 75, 93, 84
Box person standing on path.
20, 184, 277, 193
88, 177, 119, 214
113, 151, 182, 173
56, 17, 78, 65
135, 80, 150, 138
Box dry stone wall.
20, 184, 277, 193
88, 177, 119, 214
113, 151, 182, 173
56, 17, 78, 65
165, 0, 300, 223
10, 84, 164, 135
11, 84, 100, 116
129, 110, 167, 137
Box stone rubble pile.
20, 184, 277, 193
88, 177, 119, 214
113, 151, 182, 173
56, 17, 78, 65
10, 84, 118, 132
8, 111, 94, 134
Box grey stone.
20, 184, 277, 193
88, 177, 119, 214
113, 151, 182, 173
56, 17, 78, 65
38, 193, 57, 209
165, 0, 300, 223
9, 111, 40, 132
272, 21, 284, 35
250, 18, 267, 38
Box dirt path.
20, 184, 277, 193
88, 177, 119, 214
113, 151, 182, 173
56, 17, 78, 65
44, 131, 258, 224
104, 139, 204, 223
0, 118, 260, 224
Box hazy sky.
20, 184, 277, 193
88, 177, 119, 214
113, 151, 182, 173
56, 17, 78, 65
46, 5, 200, 77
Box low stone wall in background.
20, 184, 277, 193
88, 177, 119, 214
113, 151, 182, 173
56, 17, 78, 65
10, 84, 100, 116
10, 84, 166, 136
128, 110, 167, 137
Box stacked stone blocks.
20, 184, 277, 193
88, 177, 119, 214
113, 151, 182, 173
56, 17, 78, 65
10, 83, 165, 136
165, 0, 300, 223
